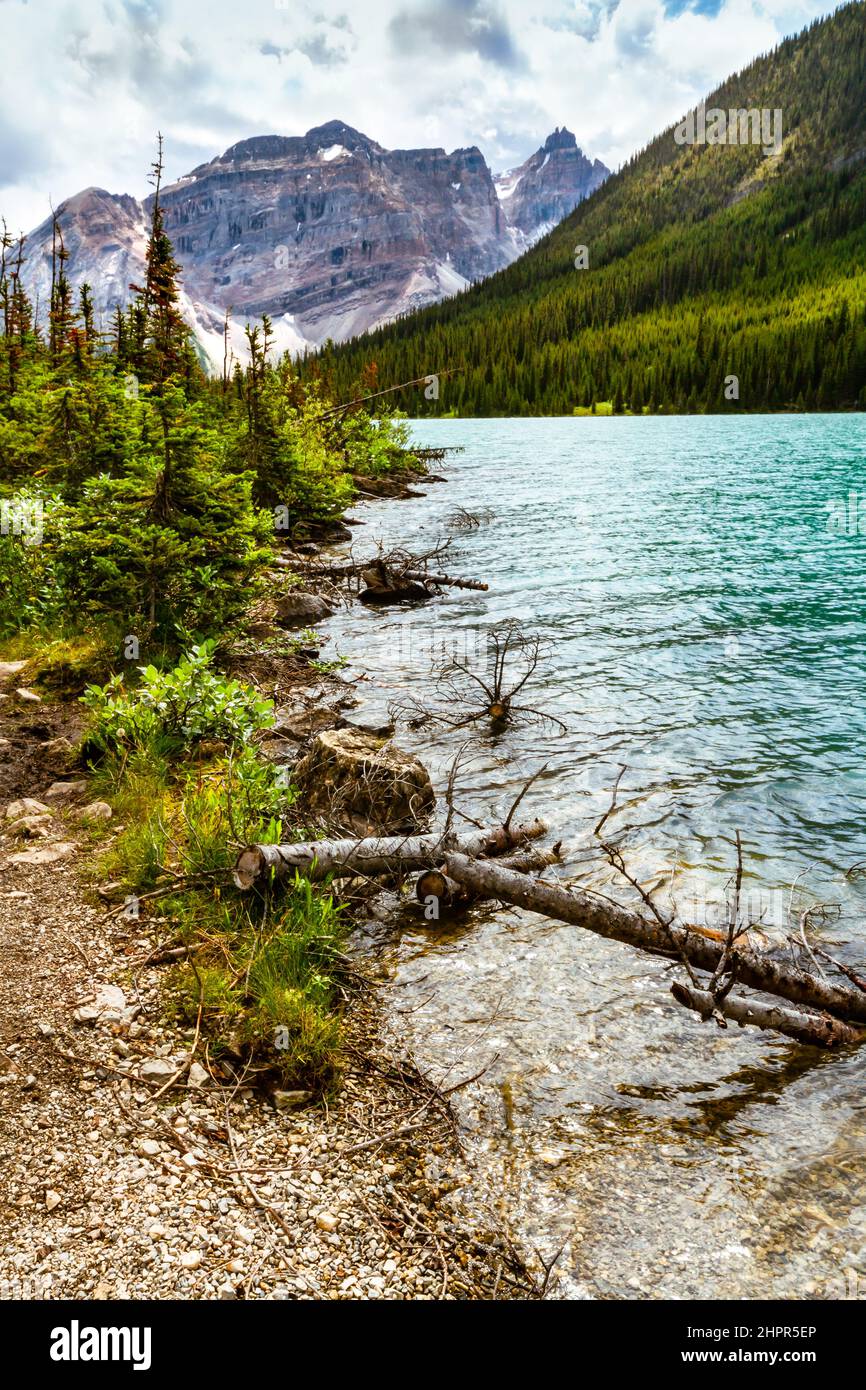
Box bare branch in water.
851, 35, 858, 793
391, 619, 568, 736
444, 505, 495, 532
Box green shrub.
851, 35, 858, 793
88, 660, 343, 1091
171, 879, 347, 1089
244, 882, 346, 1085
340, 409, 416, 477
82, 640, 274, 757
0, 487, 65, 636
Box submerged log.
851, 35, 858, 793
670, 982, 863, 1048
442, 853, 866, 1030
233, 820, 547, 890
273, 555, 488, 591
415, 847, 560, 911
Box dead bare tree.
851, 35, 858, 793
440, 849, 866, 1046
392, 619, 568, 735
410, 445, 464, 464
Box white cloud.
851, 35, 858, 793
0, 0, 840, 233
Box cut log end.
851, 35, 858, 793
414, 846, 559, 912
232, 846, 267, 891
416, 868, 450, 902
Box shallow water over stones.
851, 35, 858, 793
322, 416, 866, 1299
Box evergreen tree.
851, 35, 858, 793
57, 386, 269, 645
129, 134, 197, 390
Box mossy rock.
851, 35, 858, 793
22, 638, 113, 695
293, 728, 435, 833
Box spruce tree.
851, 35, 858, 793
57, 385, 269, 647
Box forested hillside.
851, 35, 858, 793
309, 3, 866, 415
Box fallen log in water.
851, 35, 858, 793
670, 982, 863, 1048
442, 853, 866, 1035
272, 555, 488, 591
369, 567, 487, 592
415, 847, 560, 911
233, 821, 547, 890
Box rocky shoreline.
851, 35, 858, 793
0, 478, 540, 1303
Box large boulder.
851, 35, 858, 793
293, 728, 435, 833
273, 592, 334, 628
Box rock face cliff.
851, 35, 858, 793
495, 127, 610, 246
20, 121, 609, 366
158, 120, 509, 352
19, 188, 148, 333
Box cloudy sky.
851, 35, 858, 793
0, 0, 840, 231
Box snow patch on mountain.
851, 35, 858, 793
434, 259, 469, 296
182, 296, 311, 372
494, 170, 522, 201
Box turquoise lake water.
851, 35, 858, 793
322, 415, 866, 1299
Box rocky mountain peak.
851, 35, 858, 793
215, 135, 298, 165
302, 120, 383, 156
51, 186, 142, 223
209, 123, 382, 172
21, 188, 147, 328
544, 127, 577, 152
19, 119, 609, 369
495, 129, 610, 242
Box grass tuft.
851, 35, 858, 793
84, 653, 348, 1094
